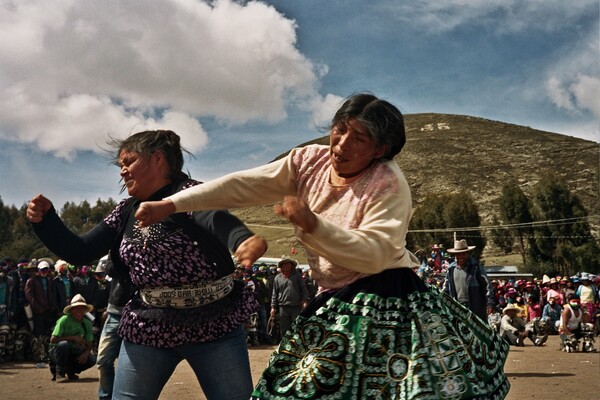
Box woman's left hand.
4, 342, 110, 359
235, 235, 268, 268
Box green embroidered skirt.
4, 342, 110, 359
251, 268, 510, 399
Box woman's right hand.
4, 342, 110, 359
135, 200, 176, 227
26, 194, 52, 223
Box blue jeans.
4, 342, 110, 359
112, 325, 252, 400
97, 312, 122, 400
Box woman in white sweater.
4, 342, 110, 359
136, 93, 510, 400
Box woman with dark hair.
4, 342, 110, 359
26, 130, 267, 399
136, 94, 510, 399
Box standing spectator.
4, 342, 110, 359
253, 265, 273, 345
0, 262, 17, 363
562, 278, 576, 299
49, 294, 96, 382
442, 239, 495, 321
53, 260, 74, 315
302, 269, 318, 301
270, 258, 309, 338
0, 261, 16, 324
92, 262, 110, 353
11, 260, 33, 361
430, 244, 443, 272
72, 265, 99, 310
576, 273, 598, 321
24, 260, 57, 361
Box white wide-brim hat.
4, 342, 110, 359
502, 303, 520, 315
63, 294, 94, 314
446, 239, 476, 254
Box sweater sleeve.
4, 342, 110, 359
32, 206, 116, 265
297, 180, 419, 273
167, 152, 298, 211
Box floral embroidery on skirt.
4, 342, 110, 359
251, 270, 509, 400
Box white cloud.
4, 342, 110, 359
544, 30, 600, 118
0, 0, 320, 157
307, 94, 344, 128
383, 0, 597, 34
570, 75, 600, 118
546, 76, 575, 112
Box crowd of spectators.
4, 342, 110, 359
1, 248, 598, 367
0, 256, 109, 364
414, 244, 599, 350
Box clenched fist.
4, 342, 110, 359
27, 194, 53, 223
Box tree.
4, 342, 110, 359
489, 215, 512, 255
496, 180, 533, 264
0, 197, 13, 249
60, 200, 92, 234
408, 194, 451, 252
443, 191, 486, 260
528, 176, 600, 276
409, 191, 485, 259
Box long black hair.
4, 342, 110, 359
109, 130, 191, 191
329, 93, 406, 160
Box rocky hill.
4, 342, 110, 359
232, 113, 600, 262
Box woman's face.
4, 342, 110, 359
119, 150, 161, 200
329, 119, 386, 178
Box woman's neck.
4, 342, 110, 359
330, 166, 370, 186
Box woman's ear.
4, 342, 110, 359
151, 150, 165, 165
374, 144, 388, 159
151, 150, 169, 175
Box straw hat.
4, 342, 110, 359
446, 239, 476, 254
502, 303, 520, 314
277, 257, 298, 268
63, 294, 94, 314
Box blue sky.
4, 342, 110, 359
1, 0, 598, 208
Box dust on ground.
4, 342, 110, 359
1, 336, 598, 399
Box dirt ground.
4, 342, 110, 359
0, 335, 598, 399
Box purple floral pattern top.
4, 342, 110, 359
103, 181, 257, 348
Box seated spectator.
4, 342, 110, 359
487, 305, 501, 333
541, 295, 562, 334
546, 278, 563, 305
559, 293, 591, 351
500, 303, 547, 346
514, 295, 528, 320
49, 294, 97, 383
